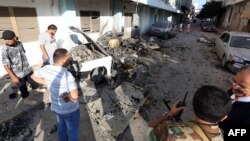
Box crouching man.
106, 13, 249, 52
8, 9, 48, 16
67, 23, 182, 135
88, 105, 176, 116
148, 85, 232, 141
31, 48, 80, 141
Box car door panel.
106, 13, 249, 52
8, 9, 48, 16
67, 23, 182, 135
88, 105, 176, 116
217, 33, 230, 59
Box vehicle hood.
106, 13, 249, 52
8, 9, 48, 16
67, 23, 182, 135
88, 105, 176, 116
229, 47, 250, 61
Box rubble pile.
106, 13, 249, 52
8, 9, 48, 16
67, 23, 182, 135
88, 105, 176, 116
68, 27, 165, 86
86, 82, 147, 139
197, 35, 216, 46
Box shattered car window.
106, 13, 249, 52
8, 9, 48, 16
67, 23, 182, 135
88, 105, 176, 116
230, 36, 250, 49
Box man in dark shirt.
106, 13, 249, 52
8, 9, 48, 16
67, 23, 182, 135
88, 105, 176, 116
219, 66, 250, 128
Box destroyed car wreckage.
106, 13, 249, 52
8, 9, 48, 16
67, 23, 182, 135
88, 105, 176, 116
68, 26, 160, 87
68, 26, 166, 139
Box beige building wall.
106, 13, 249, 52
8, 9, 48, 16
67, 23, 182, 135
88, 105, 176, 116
221, 0, 250, 32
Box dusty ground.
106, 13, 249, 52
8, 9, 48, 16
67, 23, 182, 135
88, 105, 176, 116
0, 23, 233, 141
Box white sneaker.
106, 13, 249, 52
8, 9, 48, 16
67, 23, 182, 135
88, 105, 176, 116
23, 98, 37, 105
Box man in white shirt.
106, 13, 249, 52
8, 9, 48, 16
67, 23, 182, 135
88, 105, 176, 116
39, 24, 58, 65
31, 48, 80, 141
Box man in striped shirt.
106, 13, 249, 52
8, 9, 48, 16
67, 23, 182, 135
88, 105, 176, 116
31, 48, 80, 141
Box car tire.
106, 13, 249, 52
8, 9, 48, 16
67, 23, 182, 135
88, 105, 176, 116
221, 55, 228, 68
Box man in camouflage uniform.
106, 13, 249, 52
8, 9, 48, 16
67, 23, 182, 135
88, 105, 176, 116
1, 30, 39, 104
148, 85, 232, 141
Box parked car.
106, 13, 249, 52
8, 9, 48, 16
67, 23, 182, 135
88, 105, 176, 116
199, 19, 209, 25
150, 21, 172, 37
201, 21, 216, 32
214, 31, 250, 73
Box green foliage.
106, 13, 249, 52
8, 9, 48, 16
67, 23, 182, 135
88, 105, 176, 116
197, 1, 223, 19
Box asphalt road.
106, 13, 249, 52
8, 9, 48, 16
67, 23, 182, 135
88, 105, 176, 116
0, 23, 233, 141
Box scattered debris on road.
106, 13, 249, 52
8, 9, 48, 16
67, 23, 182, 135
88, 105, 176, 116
68, 26, 171, 139
0, 113, 32, 141
197, 35, 216, 46
0, 25, 233, 141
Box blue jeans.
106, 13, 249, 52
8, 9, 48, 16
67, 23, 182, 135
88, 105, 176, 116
56, 109, 80, 141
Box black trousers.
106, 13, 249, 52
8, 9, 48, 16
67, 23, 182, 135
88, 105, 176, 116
17, 71, 39, 98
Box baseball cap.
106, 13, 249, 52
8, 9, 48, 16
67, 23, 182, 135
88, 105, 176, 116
1, 30, 16, 40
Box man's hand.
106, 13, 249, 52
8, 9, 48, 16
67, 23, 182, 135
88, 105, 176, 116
45, 55, 50, 62
3, 65, 21, 86
40, 45, 50, 62
61, 93, 78, 103
149, 101, 184, 128
62, 95, 70, 102
31, 74, 45, 84
12, 76, 20, 86
169, 101, 185, 117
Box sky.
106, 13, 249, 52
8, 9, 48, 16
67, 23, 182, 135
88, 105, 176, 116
193, 0, 206, 9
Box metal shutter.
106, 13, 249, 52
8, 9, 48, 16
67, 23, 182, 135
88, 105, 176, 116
0, 7, 12, 45
13, 7, 39, 42
80, 11, 91, 32
124, 13, 133, 28
91, 11, 100, 32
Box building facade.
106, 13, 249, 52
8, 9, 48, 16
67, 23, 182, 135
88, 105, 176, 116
220, 0, 250, 32
0, 0, 186, 76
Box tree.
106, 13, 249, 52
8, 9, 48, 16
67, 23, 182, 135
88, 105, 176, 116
197, 1, 223, 19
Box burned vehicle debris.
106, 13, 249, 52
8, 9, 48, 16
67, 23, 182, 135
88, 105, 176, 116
67, 26, 168, 139
68, 26, 161, 87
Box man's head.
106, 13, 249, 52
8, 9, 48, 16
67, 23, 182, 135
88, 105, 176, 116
193, 85, 231, 123
1, 30, 18, 45
53, 48, 70, 66
232, 66, 250, 97
47, 24, 57, 36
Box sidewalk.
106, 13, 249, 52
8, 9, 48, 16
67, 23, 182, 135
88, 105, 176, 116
0, 65, 50, 124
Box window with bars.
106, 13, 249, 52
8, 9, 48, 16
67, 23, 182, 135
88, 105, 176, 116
80, 11, 100, 32
0, 7, 39, 45
124, 13, 133, 28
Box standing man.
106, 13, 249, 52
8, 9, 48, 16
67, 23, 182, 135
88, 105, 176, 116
219, 66, 250, 128
31, 48, 80, 141
1, 30, 39, 104
39, 24, 58, 65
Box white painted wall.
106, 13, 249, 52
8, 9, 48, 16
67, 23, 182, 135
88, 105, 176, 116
0, 0, 62, 77
0, 0, 112, 77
